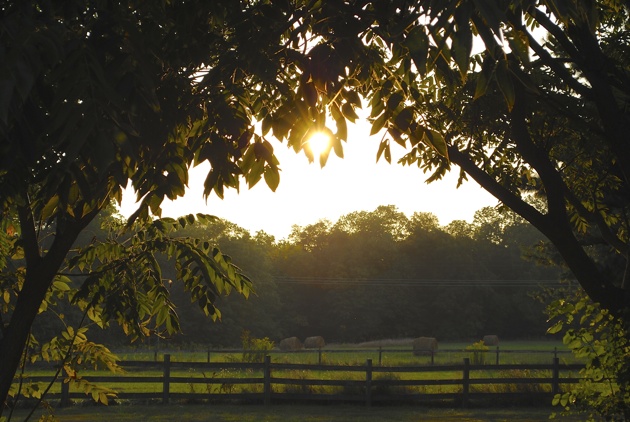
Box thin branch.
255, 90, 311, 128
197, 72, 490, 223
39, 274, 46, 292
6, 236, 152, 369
6, 333, 30, 422
447, 145, 547, 230
507, 11, 593, 100
22, 308, 90, 422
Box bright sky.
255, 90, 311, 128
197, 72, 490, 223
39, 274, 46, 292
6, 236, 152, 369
119, 120, 498, 240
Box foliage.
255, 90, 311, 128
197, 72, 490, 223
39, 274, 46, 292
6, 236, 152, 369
240, 330, 274, 364
4, 0, 629, 413
2, 211, 251, 413
548, 294, 630, 421
465, 341, 489, 365
67, 213, 251, 339
1, 0, 282, 410
212, 0, 630, 319
272, 205, 556, 343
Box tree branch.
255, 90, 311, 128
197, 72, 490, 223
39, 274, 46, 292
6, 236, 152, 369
510, 75, 569, 225
563, 187, 630, 256
16, 201, 41, 267
447, 145, 546, 230
515, 21, 593, 100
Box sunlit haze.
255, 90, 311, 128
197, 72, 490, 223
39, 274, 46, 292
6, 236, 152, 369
119, 120, 498, 240
306, 130, 332, 158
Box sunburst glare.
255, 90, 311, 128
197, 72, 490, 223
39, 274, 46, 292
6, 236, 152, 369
307, 131, 331, 157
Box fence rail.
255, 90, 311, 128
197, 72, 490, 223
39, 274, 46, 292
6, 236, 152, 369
19, 354, 584, 408
124, 346, 573, 366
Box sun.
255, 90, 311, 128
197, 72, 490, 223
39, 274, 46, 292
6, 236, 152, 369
306, 130, 331, 157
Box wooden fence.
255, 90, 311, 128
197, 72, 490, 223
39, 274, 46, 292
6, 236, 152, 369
21, 354, 584, 407
206, 346, 573, 366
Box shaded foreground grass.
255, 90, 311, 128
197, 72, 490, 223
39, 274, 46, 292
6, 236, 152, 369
12, 404, 582, 422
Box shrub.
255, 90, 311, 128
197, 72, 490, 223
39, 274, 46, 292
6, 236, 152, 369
547, 294, 630, 421
465, 340, 489, 365
373, 372, 414, 396
240, 330, 274, 363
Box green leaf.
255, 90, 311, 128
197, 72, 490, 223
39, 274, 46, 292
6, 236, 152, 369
370, 112, 388, 136
332, 135, 343, 158
376, 140, 388, 162
551, 394, 560, 406
474, 56, 496, 100
394, 107, 414, 132
506, 29, 530, 65
544, 0, 570, 24
335, 113, 348, 141
405, 26, 429, 76
386, 92, 403, 111
319, 147, 330, 167
40, 195, 60, 221
496, 59, 515, 111
263, 166, 280, 191
547, 320, 563, 334
246, 160, 264, 188
302, 82, 317, 107
341, 103, 359, 122
472, 0, 503, 35
451, 27, 473, 79
383, 143, 391, 163
261, 115, 272, 135
341, 89, 362, 107
423, 130, 449, 158
53, 279, 71, 292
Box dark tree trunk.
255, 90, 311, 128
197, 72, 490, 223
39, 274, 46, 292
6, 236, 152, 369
450, 145, 626, 315
0, 267, 57, 412
0, 207, 97, 412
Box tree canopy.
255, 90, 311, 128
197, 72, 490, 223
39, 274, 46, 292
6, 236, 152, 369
1, 0, 629, 414
42, 205, 557, 347
239, 0, 630, 316
0, 0, 284, 408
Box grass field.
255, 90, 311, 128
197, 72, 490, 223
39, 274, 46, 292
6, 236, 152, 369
7, 403, 585, 422
114, 339, 577, 366
14, 340, 580, 397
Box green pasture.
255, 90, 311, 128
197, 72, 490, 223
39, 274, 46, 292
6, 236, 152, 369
12, 340, 581, 400
114, 339, 578, 366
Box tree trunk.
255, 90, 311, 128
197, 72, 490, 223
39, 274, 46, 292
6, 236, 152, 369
449, 147, 626, 316
0, 208, 96, 412
0, 267, 57, 413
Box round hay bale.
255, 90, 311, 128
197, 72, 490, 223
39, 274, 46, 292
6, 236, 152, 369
279, 337, 303, 351
482, 335, 499, 346
303, 336, 325, 349
412, 337, 438, 356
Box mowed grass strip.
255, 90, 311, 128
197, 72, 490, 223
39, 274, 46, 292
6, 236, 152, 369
9, 403, 583, 422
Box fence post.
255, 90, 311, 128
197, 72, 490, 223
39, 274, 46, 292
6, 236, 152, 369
496, 346, 500, 365
552, 357, 560, 395
60, 379, 70, 407
263, 355, 271, 406
207, 348, 211, 363
162, 354, 171, 404
378, 347, 383, 366
365, 359, 373, 407
462, 358, 470, 408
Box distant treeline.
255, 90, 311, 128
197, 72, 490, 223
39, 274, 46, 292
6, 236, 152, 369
33, 205, 564, 348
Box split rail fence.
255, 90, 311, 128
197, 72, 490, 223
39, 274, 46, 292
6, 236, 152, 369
21, 354, 584, 407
